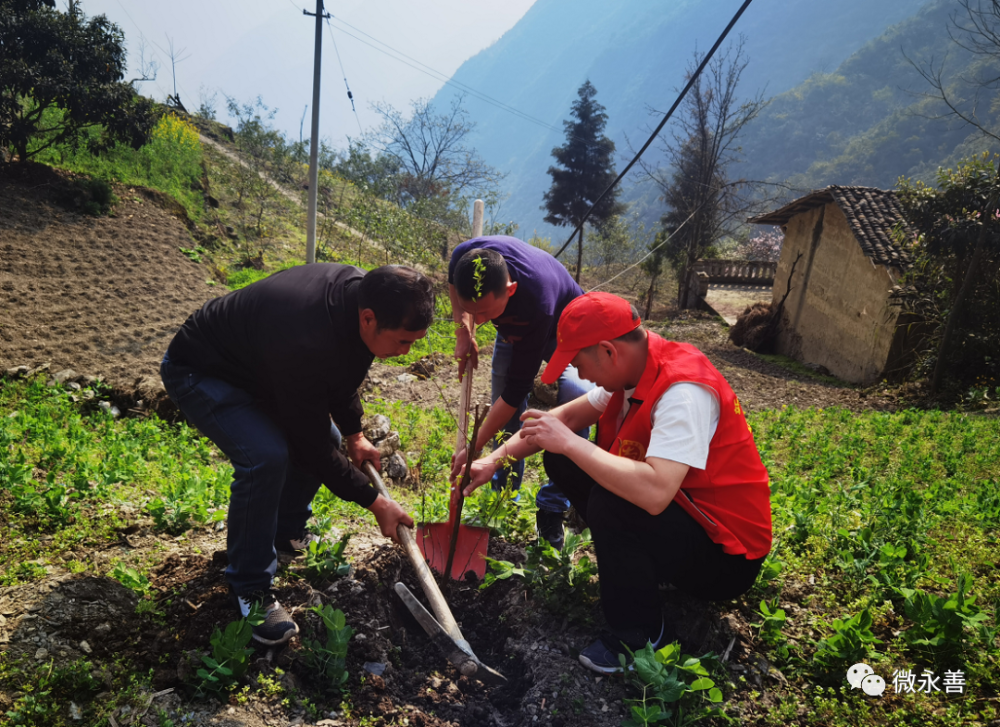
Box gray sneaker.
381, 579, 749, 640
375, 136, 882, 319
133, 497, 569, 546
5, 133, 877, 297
274, 529, 319, 563
231, 588, 299, 645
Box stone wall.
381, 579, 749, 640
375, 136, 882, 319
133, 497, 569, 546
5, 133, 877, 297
773, 202, 903, 384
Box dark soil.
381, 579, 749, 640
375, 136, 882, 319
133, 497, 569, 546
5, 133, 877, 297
0, 169, 910, 726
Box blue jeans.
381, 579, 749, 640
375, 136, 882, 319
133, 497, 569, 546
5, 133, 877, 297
490, 334, 594, 513
160, 352, 341, 595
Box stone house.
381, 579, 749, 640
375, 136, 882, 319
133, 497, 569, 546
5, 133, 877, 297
748, 186, 914, 384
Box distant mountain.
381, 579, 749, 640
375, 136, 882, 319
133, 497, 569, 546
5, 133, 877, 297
741, 0, 999, 195
430, 0, 939, 240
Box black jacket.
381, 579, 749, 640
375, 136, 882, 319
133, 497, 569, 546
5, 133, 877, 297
167, 263, 378, 506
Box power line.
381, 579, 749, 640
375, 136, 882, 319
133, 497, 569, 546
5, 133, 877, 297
325, 17, 364, 136
326, 17, 619, 157
553, 0, 755, 260
586, 204, 702, 293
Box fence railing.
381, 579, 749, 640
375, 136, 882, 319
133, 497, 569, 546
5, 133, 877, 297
691, 259, 777, 285
683, 259, 777, 309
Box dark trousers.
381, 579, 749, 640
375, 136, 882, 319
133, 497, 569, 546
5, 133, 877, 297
544, 452, 764, 646
161, 352, 340, 594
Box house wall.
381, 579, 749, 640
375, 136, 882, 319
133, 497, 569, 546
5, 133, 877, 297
771, 202, 901, 384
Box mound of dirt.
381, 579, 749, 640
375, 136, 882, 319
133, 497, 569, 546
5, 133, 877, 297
0, 164, 220, 392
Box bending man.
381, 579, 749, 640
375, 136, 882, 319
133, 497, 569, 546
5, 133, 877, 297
449, 236, 592, 549
162, 264, 432, 645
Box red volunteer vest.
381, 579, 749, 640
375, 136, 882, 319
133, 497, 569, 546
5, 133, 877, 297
596, 333, 772, 559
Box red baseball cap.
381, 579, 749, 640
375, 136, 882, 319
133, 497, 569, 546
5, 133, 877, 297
541, 292, 641, 384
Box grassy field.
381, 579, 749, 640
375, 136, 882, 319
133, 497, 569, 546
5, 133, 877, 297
2, 370, 999, 725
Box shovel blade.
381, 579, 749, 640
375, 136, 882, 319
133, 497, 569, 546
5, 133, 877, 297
417, 522, 489, 581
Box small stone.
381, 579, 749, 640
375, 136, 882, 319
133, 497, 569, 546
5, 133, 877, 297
53, 369, 77, 384
26, 363, 50, 377
79, 640, 92, 654
364, 414, 391, 442
69, 702, 83, 721
383, 452, 408, 480
396, 373, 417, 383
34, 647, 48, 660
363, 662, 386, 676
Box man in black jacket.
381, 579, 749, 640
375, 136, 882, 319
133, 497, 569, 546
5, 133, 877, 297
161, 264, 433, 644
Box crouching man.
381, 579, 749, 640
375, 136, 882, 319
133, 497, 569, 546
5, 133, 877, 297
161, 264, 432, 645
460, 292, 771, 673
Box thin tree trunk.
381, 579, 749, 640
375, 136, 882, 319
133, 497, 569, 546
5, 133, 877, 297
677, 261, 689, 309
931, 224, 987, 393
644, 272, 659, 319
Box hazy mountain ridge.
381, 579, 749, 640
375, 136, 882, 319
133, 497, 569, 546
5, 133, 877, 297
430, 0, 946, 237
740, 0, 999, 195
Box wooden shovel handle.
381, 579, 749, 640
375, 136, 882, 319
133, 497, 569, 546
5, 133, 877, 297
362, 461, 464, 642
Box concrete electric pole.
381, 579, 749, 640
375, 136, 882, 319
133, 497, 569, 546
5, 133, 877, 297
304, 0, 330, 264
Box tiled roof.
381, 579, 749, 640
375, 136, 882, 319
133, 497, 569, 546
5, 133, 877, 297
748, 185, 913, 269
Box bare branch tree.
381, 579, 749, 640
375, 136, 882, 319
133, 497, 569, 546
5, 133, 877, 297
906, 0, 1000, 142
363, 94, 504, 210
639, 37, 770, 308
128, 37, 158, 87
164, 34, 191, 110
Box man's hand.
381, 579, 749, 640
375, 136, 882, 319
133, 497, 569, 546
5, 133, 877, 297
345, 432, 381, 471
461, 459, 498, 497
454, 326, 479, 381
367, 494, 414, 545
519, 409, 576, 454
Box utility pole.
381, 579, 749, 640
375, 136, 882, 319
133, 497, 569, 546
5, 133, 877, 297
304, 0, 330, 264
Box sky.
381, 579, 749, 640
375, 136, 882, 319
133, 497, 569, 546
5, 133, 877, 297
79, 0, 537, 148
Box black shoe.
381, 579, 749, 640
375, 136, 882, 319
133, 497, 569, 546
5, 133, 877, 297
231, 588, 299, 645
274, 529, 319, 563
578, 621, 666, 675
536, 510, 565, 551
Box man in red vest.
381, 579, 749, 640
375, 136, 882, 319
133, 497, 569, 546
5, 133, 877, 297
460, 292, 771, 673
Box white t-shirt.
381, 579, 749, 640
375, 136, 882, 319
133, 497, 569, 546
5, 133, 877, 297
587, 382, 720, 470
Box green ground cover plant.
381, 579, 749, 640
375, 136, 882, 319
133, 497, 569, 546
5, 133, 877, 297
621, 643, 725, 727
4, 370, 1000, 725
482, 529, 600, 621
0, 376, 231, 586
304, 532, 353, 583
193, 603, 266, 698
301, 605, 354, 691
32, 111, 205, 221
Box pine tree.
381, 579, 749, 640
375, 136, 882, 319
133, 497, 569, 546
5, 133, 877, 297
542, 80, 624, 282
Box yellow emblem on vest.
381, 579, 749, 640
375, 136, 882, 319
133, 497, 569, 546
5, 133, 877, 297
734, 397, 742, 415
619, 440, 646, 461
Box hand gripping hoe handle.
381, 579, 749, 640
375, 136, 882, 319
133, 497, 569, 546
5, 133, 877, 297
362, 462, 506, 685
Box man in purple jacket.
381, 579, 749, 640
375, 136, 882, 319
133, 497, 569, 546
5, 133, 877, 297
162, 264, 433, 645
448, 236, 592, 549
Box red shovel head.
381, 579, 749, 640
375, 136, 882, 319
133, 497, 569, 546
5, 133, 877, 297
417, 521, 490, 581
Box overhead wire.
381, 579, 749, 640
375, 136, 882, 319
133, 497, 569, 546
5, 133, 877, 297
325, 16, 619, 158
325, 17, 364, 136
552, 0, 755, 261
585, 204, 703, 293
112, 0, 198, 107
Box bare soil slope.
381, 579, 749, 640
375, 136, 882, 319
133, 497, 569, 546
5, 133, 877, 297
0, 165, 220, 387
